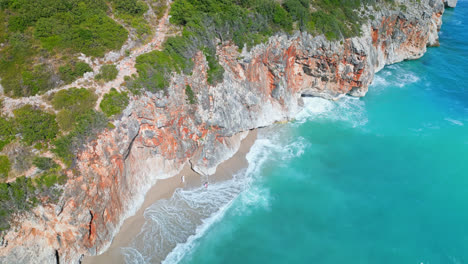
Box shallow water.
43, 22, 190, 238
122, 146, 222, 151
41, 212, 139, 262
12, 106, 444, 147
123, 3, 468, 263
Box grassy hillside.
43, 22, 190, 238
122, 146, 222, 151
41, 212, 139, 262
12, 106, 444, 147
0, 0, 153, 97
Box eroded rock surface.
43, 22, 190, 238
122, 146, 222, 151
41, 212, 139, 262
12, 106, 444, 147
0, 0, 453, 263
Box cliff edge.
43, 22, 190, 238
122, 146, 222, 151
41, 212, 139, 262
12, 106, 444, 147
0, 0, 455, 263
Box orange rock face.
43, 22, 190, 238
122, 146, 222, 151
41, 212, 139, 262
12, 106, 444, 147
0, 0, 448, 262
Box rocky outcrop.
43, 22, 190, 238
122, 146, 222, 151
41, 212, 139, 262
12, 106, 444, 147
0, 0, 454, 263
444, 0, 457, 8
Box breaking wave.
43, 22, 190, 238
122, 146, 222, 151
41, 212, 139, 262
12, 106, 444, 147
121, 125, 309, 264
295, 96, 368, 127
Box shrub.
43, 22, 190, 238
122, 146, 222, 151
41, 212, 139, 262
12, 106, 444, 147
52, 135, 74, 167
0, 173, 65, 232
0, 117, 15, 151
0, 0, 128, 97
203, 48, 224, 85
96, 64, 119, 82
59, 61, 93, 84
131, 47, 190, 92
111, 0, 148, 15
100, 88, 129, 117
53, 110, 107, 166
56, 110, 75, 131
52, 88, 98, 131
0, 156, 10, 179
185, 85, 196, 104
32, 157, 59, 171
13, 105, 58, 145
21, 64, 55, 96
52, 88, 97, 112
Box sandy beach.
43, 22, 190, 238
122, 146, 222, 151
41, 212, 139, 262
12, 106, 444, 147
83, 129, 257, 264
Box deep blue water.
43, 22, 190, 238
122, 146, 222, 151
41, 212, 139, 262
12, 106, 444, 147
123, 2, 468, 263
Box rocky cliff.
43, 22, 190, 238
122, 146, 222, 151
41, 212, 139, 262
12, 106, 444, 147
0, 0, 455, 263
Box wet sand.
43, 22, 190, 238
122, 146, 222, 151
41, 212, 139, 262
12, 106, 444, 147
83, 129, 257, 264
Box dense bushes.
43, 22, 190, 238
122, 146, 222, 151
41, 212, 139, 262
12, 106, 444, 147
50, 88, 105, 165
52, 87, 98, 131
53, 110, 108, 166
131, 0, 387, 94
29, 0, 128, 56
100, 88, 129, 117
59, 61, 93, 84
0, 156, 10, 179
111, 0, 148, 15
110, 0, 151, 41
13, 105, 58, 145
130, 49, 187, 92
0, 117, 15, 151
131, 0, 287, 93
185, 85, 196, 104
32, 157, 59, 171
21, 64, 55, 96
0, 174, 65, 231
0, 0, 128, 97
96, 65, 119, 82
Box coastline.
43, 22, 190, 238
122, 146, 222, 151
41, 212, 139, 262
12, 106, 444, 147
83, 129, 258, 264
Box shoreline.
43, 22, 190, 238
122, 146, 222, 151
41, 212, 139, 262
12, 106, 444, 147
82, 129, 258, 264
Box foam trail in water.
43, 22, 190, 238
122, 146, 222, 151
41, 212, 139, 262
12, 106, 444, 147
121, 126, 309, 264
295, 96, 367, 127
121, 77, 371, 264
371, 64, 420, 91
164, 132, 307, 263
122, 174, 248, 264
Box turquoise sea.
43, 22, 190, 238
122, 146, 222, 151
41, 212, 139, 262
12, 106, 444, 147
123, 2, 468, 263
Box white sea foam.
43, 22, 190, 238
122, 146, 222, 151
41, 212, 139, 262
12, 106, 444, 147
121, 127, 308, 264
445, 118, 464, 126
121, 88, 368, 264
371, 74, 390, 88
396, 72, 420, 88
296, 96, 368, 127
370, 65, 421, 91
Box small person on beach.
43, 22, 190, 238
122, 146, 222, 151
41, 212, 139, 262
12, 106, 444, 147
204, 182, 208, 189
181, 175, 185, 184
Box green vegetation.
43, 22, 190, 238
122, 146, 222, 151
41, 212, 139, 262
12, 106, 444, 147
0, 155, 10, 179
59, 61, 93, 84
49, 88, 105, 165
53, 110, 108, 166
96, 65, 119, 82
151, 0, 168, 19
21, 64, 55, 96
130, 0, 389, 94
129, 0, 294, 93
110, 0, 151, 41
13, 105, 58, 145
111, 0, 148, 15
52, 87, 98, 131
32, 157, 59, 171
203, 48, 224, 85
185, 85, 196, 104
100, 88, 129, 117
0, 117, 15, 151
0, 0, 396, 233
0, 0, 128, 97
0, 174, 65, 231
129, 48, 187, 93
52, 88, 97, 111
